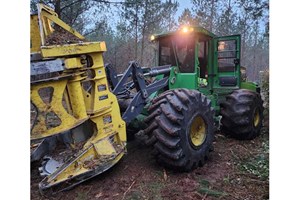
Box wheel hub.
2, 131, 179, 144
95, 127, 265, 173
254, 108, 260, 127
190, 116, 206, 147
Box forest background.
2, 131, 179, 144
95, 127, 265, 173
30, 0, 269, 81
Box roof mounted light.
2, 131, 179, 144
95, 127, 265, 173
182, 27, 189, 33
180, 25, 194, 34
150, 35, 155, 41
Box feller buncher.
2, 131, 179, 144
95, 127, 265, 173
31, 4, 263, 194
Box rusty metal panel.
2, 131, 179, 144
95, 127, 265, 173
31, 59, 64, 75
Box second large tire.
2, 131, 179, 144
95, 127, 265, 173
220, 89, 264, 140
144, 89, 215, 171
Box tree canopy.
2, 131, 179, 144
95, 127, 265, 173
30, 0, 268, 80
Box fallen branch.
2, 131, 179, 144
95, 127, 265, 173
122, 180, 136, 200
245, 178, 268, 184
232, 172, 268, 184
201, 193, 207, 200
239, 144, 258, 156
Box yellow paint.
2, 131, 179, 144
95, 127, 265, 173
47, 152, 125, 187
254, 108, 260, 127
94, 138, 116, 155
41, 9, 84, 40
31, 4, 127, 191
190, 116, 206, 147
37, 3, 84, 45
66, 73, 88, 119
64, 57, 84, 69
44, 134, 125, 187
31, 80, 88, 140
41, 42, 106, 57
30, 15, 41, 53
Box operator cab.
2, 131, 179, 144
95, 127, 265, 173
158, 32, 195, 73
151, 25, 241, 91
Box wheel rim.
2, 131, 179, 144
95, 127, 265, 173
190, 116, 206, 147
253, 108, 260, 127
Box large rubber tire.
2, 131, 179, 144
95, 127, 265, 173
220, 89, 264, 140
143, 89, 214, 171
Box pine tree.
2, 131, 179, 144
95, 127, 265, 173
192, 0, 219, 32
119, 0, 178, 65
215, 0, 237, 36
178, 8, 197, 26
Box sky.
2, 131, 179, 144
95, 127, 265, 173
176, 0, 193, 19
87, 0, 194, 33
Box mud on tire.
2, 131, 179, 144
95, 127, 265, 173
220, 89, 264, 140
143, 89, 214, 171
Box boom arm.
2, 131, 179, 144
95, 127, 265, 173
106, 62, 171, 123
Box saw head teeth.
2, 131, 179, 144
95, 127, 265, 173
38, 166, 49, 177
39, 156, 63, 177
40, 172, 49, 178
43, 156, 51, 161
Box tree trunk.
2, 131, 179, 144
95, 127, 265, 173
134, 0, 138, 61
253, 22, 259, 81
140, 1, 149, 66
209, 0, 215, 32
54, 0, 61, 18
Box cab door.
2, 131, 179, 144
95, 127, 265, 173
213, 35, 241, 89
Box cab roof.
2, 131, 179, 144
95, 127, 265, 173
153, 26, 216, 40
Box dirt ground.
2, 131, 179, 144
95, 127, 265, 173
31, 124, 269, 200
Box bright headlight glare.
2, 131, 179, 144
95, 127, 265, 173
182, 27, 188, 33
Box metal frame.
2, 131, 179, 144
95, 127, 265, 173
108, 62, 171, 123
30, 4, 126, 194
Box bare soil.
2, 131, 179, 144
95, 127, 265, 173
31, 126, 269, 200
